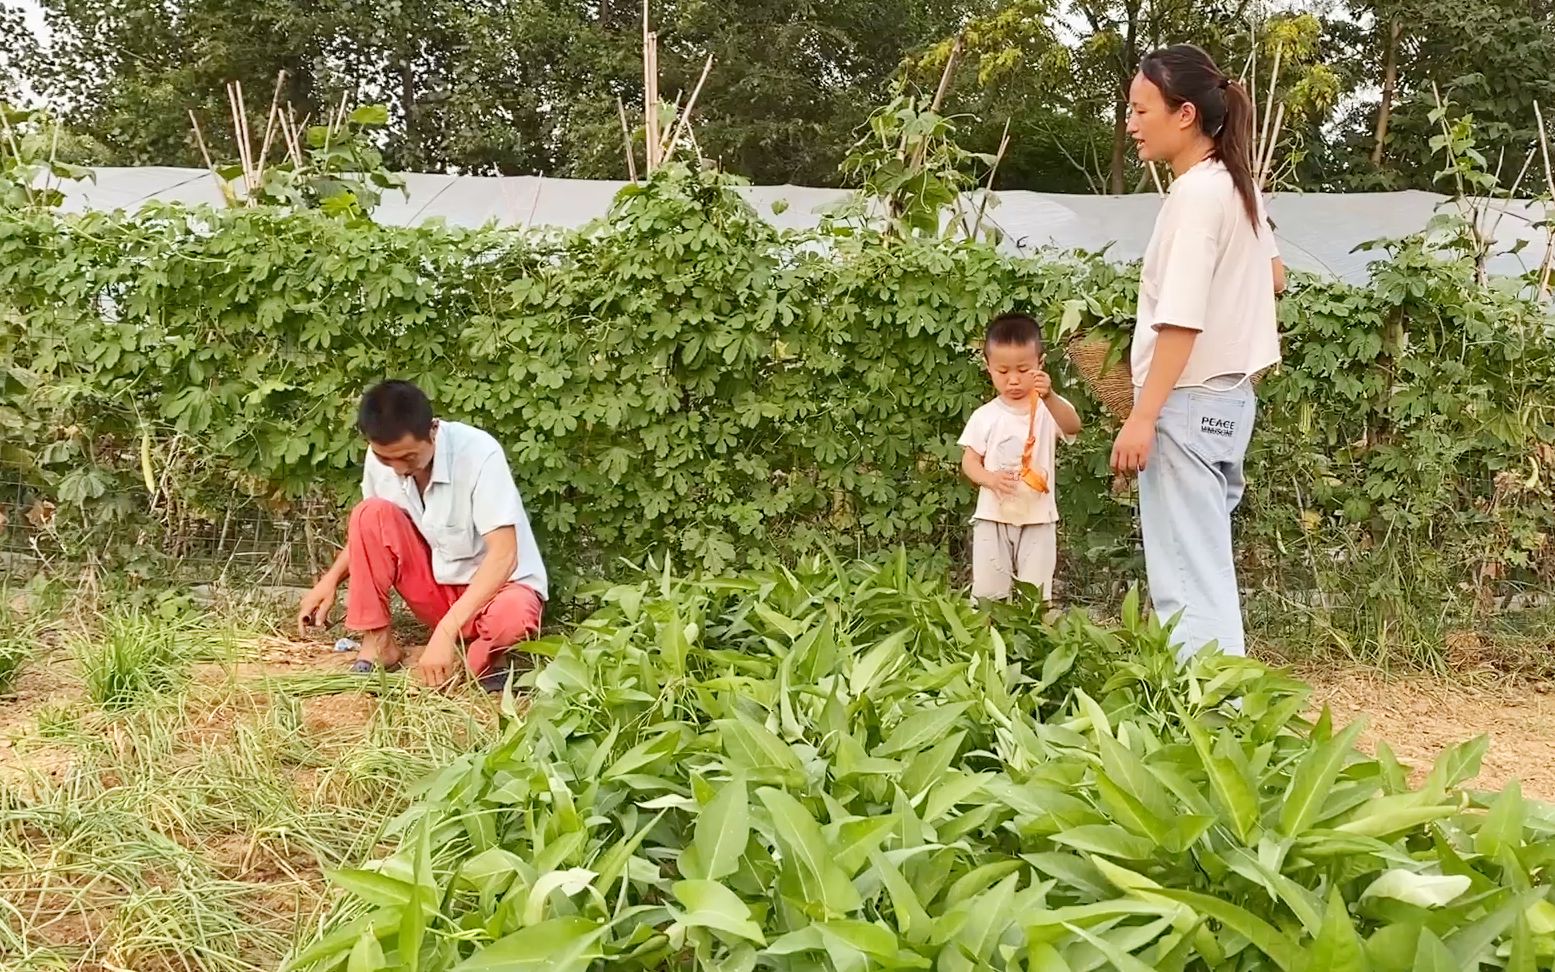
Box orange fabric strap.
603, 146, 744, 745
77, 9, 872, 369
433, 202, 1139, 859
1020, 396, 1049, 494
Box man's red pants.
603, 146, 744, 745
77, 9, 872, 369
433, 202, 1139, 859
343, 498, 542, 675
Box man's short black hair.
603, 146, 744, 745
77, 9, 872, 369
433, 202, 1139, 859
985, 312, 1045, 355
358, 380, 434, 443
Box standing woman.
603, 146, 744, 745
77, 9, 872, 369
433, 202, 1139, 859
1110, 44, 1286, 662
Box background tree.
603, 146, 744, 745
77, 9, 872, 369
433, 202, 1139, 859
1312, 0, 1555, 190
4, 0, 1553, 192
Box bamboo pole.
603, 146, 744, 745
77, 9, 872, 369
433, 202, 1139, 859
283, 105, 305, 165
663, 53, 714, 163
646, 35, 661, 169
617, 96, 639, 182
1534, 103, 1553, 297
257, 70, 288, 183
225, 83, 251, 194
929, 34, 964, 113
1482, 149, 1537, 256
903, 35, 964, 173
189, 111, 238, 207
967, 117, 1011, 240
1258, 44, 1283, 176
656, 91, 684, 159
1258, 103, 1286, 191
642, 0, 659, 171
235, 81, 256, 192
321, 91, 349, 158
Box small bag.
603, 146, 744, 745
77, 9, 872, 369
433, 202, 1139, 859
1020, 394, 1049, 494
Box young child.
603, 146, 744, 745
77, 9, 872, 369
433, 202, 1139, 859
958, 312, 1083, 601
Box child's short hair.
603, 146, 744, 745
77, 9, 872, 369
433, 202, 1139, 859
985, 312, 1045, 355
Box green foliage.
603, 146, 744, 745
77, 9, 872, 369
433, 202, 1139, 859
12, 0, 966, 186
0, 166, 1551, 657
1317, 0, 1555, 192
835, 95, 1002, 240
219, 103, 406, 220
7, 0, 1553, 196
1250, 225, 1555, 652
290, 557, 1555, 971
0, 595, 38, 694
0, 104, 94, 210
73, 603, 206, 709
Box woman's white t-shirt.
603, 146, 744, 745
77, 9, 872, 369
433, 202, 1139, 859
1131, 159, 1281, 388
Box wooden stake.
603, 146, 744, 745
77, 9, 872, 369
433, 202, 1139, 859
663, 53, 714, 163
687, 125, 708, 167
1258, 44, 1283, 177
904, 34, 964, 171
617, 96, 638, 182
930, 34, 964, 113
283, 105, 305, 165
642, 0, 660, 171
257, 70, 287, 183
225, 84, 248, 193
322, 91, 349, 157
235, 81, 256, 192
645, 35, 661, 170
1483, 148, 1537, 253
189, 110, 237, 207
1258, 102, 1286, 191
968, 118, 1011, 240
526, 173, 544, 227
657, 91, 684, 159
1534, 103, 1553, 297
1148, 161, 1166, 196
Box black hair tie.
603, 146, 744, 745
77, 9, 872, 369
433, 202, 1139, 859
1218, 78, 1230, 90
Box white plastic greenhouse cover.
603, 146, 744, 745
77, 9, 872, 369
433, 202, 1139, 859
53, 166, 1552, 285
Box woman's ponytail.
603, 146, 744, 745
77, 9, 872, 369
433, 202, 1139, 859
1140, 45, 1261, 228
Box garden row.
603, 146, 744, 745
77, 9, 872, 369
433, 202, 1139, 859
290, 557, 1555, 970
1, 166, 1552, 654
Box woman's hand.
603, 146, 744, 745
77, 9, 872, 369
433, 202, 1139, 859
1110, 414, 1157, 474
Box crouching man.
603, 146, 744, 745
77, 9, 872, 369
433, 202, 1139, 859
297, 380, 547, 689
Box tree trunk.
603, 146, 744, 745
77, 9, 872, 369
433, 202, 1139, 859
283, 59, 315, 126
400, 60, 417, 165
1371, 16, 1401, 166
1109, 93, 1128, 193
1110, 2, 1140, 194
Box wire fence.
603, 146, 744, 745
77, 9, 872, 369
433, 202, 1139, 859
0, 477, 344, 588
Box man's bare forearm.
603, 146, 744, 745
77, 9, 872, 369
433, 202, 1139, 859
318, 546, 349, 589
440, 528, 517, 634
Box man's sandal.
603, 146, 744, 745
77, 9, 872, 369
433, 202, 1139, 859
478, 655, 535, 694
348, 658, 402, 674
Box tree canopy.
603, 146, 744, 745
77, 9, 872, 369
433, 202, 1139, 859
2, 0, 1551, 193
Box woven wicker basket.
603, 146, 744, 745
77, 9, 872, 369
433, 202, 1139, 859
1064, 333, 1270, 422
1065, 334, 1136, 421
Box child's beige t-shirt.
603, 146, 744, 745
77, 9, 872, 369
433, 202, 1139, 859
958, 396, 1072, 525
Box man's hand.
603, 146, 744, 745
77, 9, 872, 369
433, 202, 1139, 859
297, 581, 338, 637
1033, 371, 1053, 400
1110, 414, 1157, 475
417, 623, 461, 688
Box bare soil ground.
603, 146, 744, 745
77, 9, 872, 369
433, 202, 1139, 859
0, 633, 496, 972
1303, 668, 1555, 801
4, 633, 1554, 970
